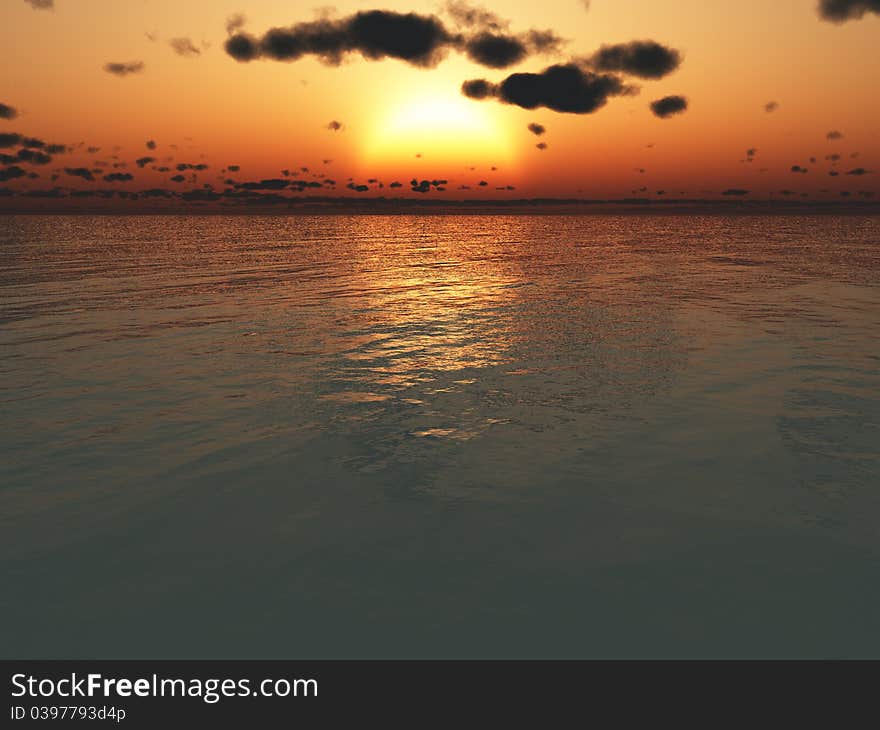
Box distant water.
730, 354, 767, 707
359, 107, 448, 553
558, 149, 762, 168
2, 214, 879, 658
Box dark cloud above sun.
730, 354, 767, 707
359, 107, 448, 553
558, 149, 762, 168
463, 64, 637, 114
224, 9, 563, 70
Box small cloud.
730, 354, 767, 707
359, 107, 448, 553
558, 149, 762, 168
536, 142, 548, 150
226, 14, 247, 35
764, 101, 779, 113
24, 0, 54, 10
527, 122, 546, 136
650, 95, 688, 118
826, 130, 844, 140
170, 37, 202, 58
146, 140, 156, 150
791, 165, 809, 174
0, 103, 18, 121
104, 61, 145, 77
326, 120, 344, 131
846, 167, 871, 175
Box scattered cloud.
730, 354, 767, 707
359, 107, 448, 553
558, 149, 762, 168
817, 0, 880, 23
463, 64, 635, 114
583, 41, 682, 79
327, 120, 344, 131
226, 9, 564, 70
24, 0, 54, 10
527, 122, 546, 135
649, 95, 688, 118
0, 103, 18, 121
170, 38, 202, 58
104, 61, 145, 77
826, 129, 844, 140
764, 101, 779, 113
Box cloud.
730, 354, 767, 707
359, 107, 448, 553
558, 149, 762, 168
818, 0, 880, 23
444, 1, 507, 31
649, 95, 688, 118
0, 103, 18, 121
846, 167, 871, 175
791, 165, 809, 173
170, 38, 202, 58
0, 133, 22, 148
16, 148, 52, 165
0, 166, 26, 181
536, 142, 548, 150
226, 13, 247, 35
135, 156, 155, 168
584, 41, 682, 79
826, 130, 844, 140
104, 61, 145, 76
65, 167, 95, 181
527, 122, 546, 135
327, 120, 344, 131
103, 173, 134, 182
462, 64, 635, 114
722, 189, 749, 196
24, 0, 54, 9
764, 101, 779, 113
225, 9, 564, 70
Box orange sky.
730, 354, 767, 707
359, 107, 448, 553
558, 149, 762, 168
1, 0, 878, 203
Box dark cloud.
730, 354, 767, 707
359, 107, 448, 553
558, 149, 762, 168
846, 167, 871, 175
0, 133, 22, 148
463, 64, 634, 114
584, 41, 682, 79
170, 174, 186, 183
327, 120, 344, 131
176, 163, 208, 171
764, 101, 779, 113
46, 144, 67, 154
135, 157, 155, 168
24, 0, 54, 9
146, 140, 157, 150
722, 189, 749, 196
0, 103, 18, 121
103, 173, 134, 182
17, 148, 52, 165
536, 142, 548, 150
0, 166, 26, 181
65, 167, 95, 181
791, 165, 809, 173
226, 10, 562, 70
170, 38, 202, 58
104, 61, 145, 76
527, 122, 546, 135
818, 0, 880, 22
649, 95, 688, 118
226, 11, 455, 68
228, 165, 240, 172
464, 30, 563, 68
826, 130, 844, 140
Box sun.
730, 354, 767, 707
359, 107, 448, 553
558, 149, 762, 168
362, 87, 516, 169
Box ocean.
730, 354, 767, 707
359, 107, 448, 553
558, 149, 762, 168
2, 213, 879, 658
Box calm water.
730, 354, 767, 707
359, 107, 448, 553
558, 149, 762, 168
2, 214, 879, 658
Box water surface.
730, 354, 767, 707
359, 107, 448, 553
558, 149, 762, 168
2, 214, 879, 658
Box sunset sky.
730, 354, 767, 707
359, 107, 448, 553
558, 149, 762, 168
1, 0, 878, 205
